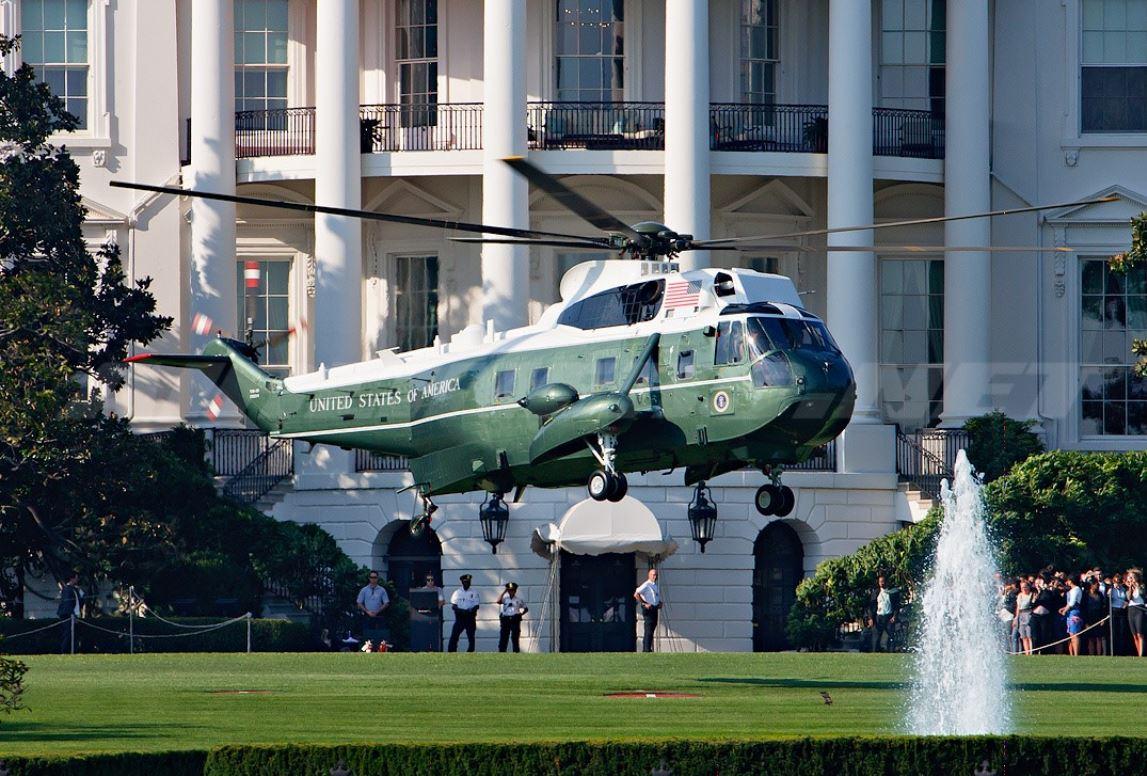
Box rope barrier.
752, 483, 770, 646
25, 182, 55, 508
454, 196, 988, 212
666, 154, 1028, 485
75, 613, 251, 640
0, 618, 69, 640
1006, 614, 1111, 655
137, 602, 249, 630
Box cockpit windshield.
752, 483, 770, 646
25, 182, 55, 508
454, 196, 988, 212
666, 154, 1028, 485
748, 316, 841, 355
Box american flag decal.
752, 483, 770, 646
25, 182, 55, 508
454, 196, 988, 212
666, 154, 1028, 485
664, 279, 702, 309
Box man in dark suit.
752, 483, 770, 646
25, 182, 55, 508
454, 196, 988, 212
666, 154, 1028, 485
57, 571, 83, 653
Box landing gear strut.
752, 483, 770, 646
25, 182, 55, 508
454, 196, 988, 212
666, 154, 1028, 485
410, 492, 438, 536
586, 432, 628, 502
755, 468, 794, 517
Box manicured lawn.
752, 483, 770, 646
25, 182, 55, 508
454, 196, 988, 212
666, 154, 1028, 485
1, 652, 1143, 756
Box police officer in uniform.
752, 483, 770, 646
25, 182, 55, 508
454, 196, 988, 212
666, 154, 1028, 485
497, 582, 527, 653
448, 573, 480, 652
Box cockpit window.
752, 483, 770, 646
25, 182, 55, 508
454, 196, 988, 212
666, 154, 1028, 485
557, 280, 665, 330
714, 320, 745, 365
750, 316, 840, 354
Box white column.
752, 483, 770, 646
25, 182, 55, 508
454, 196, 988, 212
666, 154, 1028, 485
314, 0, 362, 368
941, 0, 991, 426
664, 0, 710, 271
481, 0, 529, 332
189, 0, 237, 421
827, 0, 877, 422
827, 0, 894, 472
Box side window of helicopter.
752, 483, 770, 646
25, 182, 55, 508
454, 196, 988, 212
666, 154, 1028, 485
557, 281, 664, 330
530, 367, 549, 392
494, 369, 517, 400
635, 355, 657, 385
676, 350, 695, 380
594, 357, 616, 386
714, 320, 745, 365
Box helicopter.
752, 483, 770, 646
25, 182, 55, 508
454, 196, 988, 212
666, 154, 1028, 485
113, 161, 1107, 534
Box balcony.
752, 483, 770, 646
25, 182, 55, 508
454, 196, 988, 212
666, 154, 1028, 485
226, 103, 944, 163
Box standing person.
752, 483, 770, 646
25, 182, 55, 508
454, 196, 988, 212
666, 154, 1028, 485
1108, 572, 1129, 656
496, 582, 527, 653
1060, 576, 1084, 656
448, 574, 480, 653
1082, 577, 1107, 656
1030, 577, 1054, 653
421, 572, 445, 609
867, 576, 900, 653
356, 571, 390, 625
56, 571, 83, 654
634, 568, 662, 653
1127, 570, 1146, 657
1014, 580, 1035, 656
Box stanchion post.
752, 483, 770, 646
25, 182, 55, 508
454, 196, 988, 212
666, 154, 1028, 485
69, 614, 75, 655
1109, 597, 1115, 656
246, 613, 252, 654
129, 586, 135, 655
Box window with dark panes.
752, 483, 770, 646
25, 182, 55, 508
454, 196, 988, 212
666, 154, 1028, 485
235, 259, 291, 376
715, 320, 746, 365
20, 0, 89, 129
879, 258, 944, 430
555, 0, 624, 102
397, 0, 438, 127
594, 356, 616, 385
395, 254, 439, 352
1079, 258, 1147, 435
1082, 0, 1147, 132
676, 350, 695, 380
879, 0, 946, 114
740, 0, 778, 106
495, 369, 516, 399
530, 367, 550, 392
234, 0, 289, 126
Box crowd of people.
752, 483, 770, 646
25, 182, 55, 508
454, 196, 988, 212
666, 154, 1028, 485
998, 567, 1145, 656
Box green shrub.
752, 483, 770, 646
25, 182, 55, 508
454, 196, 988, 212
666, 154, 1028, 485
964, 411, 1044, 482
0, 751, 205, 776
0, 617, 312, 655
0, 648, 26, 716
786, 508, 940, 650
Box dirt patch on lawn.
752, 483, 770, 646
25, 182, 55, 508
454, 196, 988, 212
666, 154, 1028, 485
604, 691, 699, 699
207, 689, 273, 695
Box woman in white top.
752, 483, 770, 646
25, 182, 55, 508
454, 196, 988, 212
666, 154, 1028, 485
1127, 569, 1145, 657
1013, 580, 1035, 655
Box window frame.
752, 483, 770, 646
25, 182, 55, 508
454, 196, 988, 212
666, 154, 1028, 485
8, 0, 109, 144
234, 256, 294, 377
530, 367, 550, 392
877, 0, 946, 114
676, 349, 695, 380
739, 0, 779, 107
234, 0, 291, 119
715, 320, 746, 366
877, 256, 945, 431
393, 0, 439, 128
494, 368, 517, 400
594, 356, 617, 386
552, 0, 626, 103
392, 253, 440, 353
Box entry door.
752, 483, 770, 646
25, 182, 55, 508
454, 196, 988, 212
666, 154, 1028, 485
752, 522, 804, 651
560, 552, 636, 652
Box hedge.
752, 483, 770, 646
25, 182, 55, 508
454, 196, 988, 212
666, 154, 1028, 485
0, 617, 312, 654
3, 739, 1145, 776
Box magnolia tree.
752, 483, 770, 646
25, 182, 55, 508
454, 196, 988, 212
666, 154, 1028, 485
0, 35, 170, 613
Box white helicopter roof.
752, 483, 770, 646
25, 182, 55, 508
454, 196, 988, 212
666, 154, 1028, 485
283, 261, 802, 393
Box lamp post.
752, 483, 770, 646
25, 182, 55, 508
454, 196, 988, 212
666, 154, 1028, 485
479, 493, 509, 554
687, 483, 718, 553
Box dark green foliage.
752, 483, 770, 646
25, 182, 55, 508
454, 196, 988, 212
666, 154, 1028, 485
11, 738, 1143, 776
963, 411, 1044, 482
0, 644, 26, 714
0, 617, 310, 654
786, 509, 940, 650
983, 450, 1147, 574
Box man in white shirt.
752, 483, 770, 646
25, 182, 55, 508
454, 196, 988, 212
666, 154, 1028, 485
634, 568, 661, 653
448, 573, 481, 652
497, 582, 527, 653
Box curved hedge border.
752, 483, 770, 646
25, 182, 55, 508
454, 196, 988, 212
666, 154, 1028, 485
2, 738, 1145, 776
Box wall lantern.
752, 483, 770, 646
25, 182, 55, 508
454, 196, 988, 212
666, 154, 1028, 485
687, 484, 718, 553
479, 494, 510, 554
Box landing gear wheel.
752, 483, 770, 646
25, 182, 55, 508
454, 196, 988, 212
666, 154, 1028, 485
607, 473, 628, 502
755, 484, 779, 516
773, 486, 795, 517
588, 470, 613, 501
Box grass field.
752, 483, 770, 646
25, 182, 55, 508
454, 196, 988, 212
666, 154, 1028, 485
1, 653, 1144, 757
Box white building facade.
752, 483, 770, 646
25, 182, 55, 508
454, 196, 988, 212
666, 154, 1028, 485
6, 0, 1146, 650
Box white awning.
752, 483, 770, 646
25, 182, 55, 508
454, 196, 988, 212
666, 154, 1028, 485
531, 497, 678, 559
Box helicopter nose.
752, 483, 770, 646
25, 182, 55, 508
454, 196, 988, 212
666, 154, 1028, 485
787, 350, 855, 396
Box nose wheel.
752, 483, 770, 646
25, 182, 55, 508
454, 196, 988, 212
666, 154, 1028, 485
755, 483, 795, 517
588, 469, 628, 502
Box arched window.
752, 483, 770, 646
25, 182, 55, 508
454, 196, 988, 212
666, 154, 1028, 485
752, 521, 804, 651
386, 528, 442, 601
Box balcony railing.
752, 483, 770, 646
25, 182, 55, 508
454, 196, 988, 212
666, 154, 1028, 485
710, 103, 829, 152
359, 103, 483, 152
227, 103, 943, 160
527, 101, 665, 150
786, 439, 837, 472
235, 107, 316, 159
355, 450, 410, 472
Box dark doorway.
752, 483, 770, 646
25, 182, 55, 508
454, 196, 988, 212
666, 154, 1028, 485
752, 522, 804, 651
560, 552, 636, 652
387, 527, 442, 600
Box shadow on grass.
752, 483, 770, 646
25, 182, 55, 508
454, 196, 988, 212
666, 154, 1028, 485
699, 677, 1147, 694
0, 721, 204, 743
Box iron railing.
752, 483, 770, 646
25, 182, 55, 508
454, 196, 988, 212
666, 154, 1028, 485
873, 107, 945, 159
210, 428, 277, 477
355, 450, 410, 472
358, 103, 483, 152
710, 103, 829, 152
914, 427, 972, 470
786, 439, 837, 472
895, 428, 955, 500
235, 107, 316, 158
527, 101, 665, 150
221, 438, 294, 505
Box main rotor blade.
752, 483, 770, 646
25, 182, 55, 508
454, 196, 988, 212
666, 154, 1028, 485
697, 196, 1119, 246
502, 157, 642, 240
726, 244, 1077, 254
451, 237, 615, 250
109, 181, 601, 243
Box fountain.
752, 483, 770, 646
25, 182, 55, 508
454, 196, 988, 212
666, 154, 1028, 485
906, 449, 1010, 735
